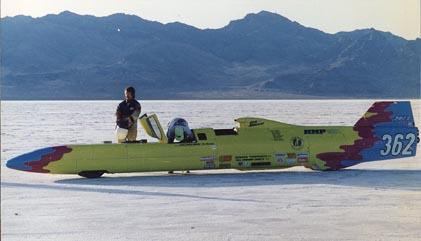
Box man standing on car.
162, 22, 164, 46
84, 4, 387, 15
115, 86, 141, 143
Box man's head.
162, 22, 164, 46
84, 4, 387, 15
124, 86, 135, 101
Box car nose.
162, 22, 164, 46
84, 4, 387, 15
6, 147, 55, 172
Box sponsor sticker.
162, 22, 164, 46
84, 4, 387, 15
271, 130, 284, 141
326, 129, 339, 134
287, 153, 296, 159
249, 120, 264, 127
200, 155, 216, 169
200, 156, 216, 162
219, 155, 232, 162
291, 137, 304, 149
275, 153, 287, 163
284, 152, 298, 165
235, 155, 271, 162
297, 152, 309, 163
393, 115, 411, 121
304, 129, 326, 135
237, 161, 251, 168
204, 161, 215, 169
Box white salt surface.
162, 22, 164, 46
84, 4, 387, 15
1, 100, 421, 241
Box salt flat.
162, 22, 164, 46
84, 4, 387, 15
2, 100, 420, 241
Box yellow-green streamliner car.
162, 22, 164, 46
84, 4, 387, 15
6, 101, 419, 178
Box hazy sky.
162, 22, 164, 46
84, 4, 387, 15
2, 0, 420, 40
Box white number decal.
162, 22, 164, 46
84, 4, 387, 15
380, 135, 392, 156
380, 133, 415, 156
402, 133, 416, 155
391, 134, 403, 155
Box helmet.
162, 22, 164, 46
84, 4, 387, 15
116, 127, 128, 140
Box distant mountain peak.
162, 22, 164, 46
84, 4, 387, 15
58, 10, 78, 16
245, 10, 293, 22
42, 10, 85, 20
106, 12, 148, 22
256, 10, 289, 18
224, 10, 299, 31
2, 14, 33, 22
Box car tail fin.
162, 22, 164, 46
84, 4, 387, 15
354, 101, 416, 128
351, 101, 419, 163
315, 101, 418, 170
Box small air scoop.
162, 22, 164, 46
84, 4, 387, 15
235, 117, 296, 129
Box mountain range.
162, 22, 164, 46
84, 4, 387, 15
1, 10, 420, 99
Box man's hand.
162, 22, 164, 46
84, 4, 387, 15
128, 116, 134, 128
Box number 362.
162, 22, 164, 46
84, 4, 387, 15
380, 133, 416, 156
